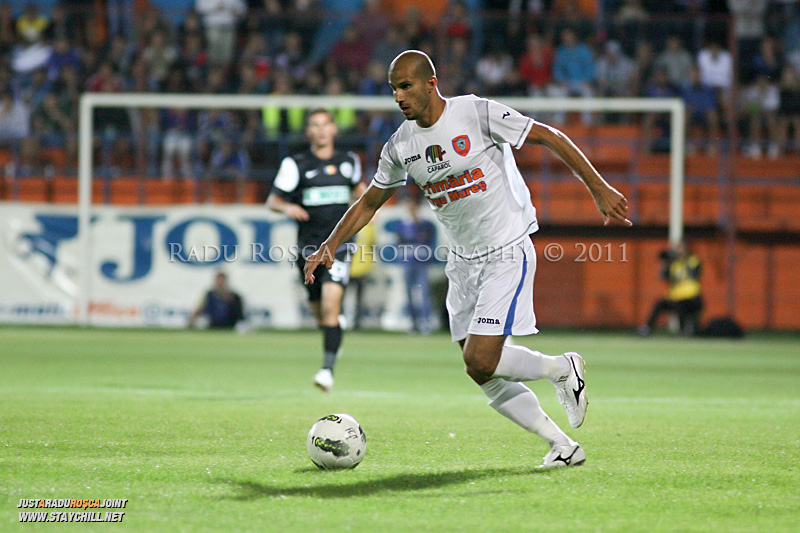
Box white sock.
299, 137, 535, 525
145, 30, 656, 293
480, 378, 572, 447
493, 344, 570, 382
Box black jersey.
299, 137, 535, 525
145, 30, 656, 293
271, 149, 362, 253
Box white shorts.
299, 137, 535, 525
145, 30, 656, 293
445, 236, 538, 342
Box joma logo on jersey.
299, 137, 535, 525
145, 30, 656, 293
477, 317, 500, 324
404, 154, 421, 165
425, 145, 446, 164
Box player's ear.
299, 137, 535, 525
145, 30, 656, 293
428, 76, 438, 93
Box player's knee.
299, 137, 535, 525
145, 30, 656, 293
462, 347, 497, 381
320, 302, 341, 323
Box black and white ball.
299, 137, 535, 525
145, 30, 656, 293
307, 414, 366, 470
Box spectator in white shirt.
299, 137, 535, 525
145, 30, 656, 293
596, 40, 636, 97
195, 0, 246, 66
741, 75, 781, 158
697, 41, 733, 92
697, 41, 733, 124
0, 93, 30, 142
654, 35, 694, 90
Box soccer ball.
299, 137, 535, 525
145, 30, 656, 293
307, 413, 366, 470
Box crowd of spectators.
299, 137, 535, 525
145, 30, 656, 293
1, 0, 799, 184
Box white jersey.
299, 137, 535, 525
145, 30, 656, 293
373, 95, 538, 260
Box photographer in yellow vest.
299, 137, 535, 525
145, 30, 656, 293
640, 241, 703, 336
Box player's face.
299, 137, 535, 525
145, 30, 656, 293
306, 112, 337, 148
389, 65, 432, 121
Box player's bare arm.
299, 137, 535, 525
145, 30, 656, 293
303, 184, 396, 284
351, 182, 367, 201
526, 122, 632, 227
266, 192, 309, 222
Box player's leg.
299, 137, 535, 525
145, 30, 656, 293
463, 238, 572, 383
308, 301, 322, 324
320, 280, 344, 363
496, 239, 588, 429
402, 263, 419, 333
463, 334, 569, 384
449, 244, 583, 467
416, 262, 433, 334
454, 239, 567, 385
312, 249, 351, 392
461, 334, 583, 466
462, 238, 588, 448
296, 256, 323, 325
676, 296, 702, 336
463, 331, 587, 430
296, 256, 332, 390
645, 298, 676, 332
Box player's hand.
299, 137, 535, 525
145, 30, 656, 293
303, 243, 335, 285
593, 185, 632, 226
284, 204, 310, 222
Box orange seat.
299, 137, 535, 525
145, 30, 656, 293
636, 154, 670, 178
52, 176, 78, 203
144, 179, 175, 205
686, 155, 721, 178
16, 178, 49, 202
516, 145, 545, 170
0, 148, 13, 166
110, 177, 141, 205
546, 182, 602, 224
593, 124, 643, 140
767, 187, 800, 222
735, 156, 800, 179
592, 143, 633, 167
636, 183, 670, 225
41, 147, 69, 168
683, 184, 721, 224
558, 123, 592, 143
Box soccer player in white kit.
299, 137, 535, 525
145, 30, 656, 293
304, 50, 632, 468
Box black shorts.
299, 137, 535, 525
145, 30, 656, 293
296, 247, 352, 302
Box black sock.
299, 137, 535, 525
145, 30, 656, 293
322, 325, 342, 371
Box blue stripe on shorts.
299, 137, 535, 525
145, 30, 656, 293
503, 247, 528, 335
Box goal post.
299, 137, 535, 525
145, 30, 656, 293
77, 93, 685, 325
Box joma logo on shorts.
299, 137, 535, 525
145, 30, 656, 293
477, 317, 500, 324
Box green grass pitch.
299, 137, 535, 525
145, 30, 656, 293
2, 327, 799, 531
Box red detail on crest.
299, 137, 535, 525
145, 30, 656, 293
452, 135, 470, 157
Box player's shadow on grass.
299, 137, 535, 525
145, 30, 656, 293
222, 466, 549, 500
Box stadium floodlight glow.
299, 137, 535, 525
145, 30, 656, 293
78, 93, 685, 325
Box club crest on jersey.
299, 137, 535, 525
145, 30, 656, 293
425, 145, 446, 164
452, 135, 470, 157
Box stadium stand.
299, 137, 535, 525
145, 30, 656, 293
0, 0, 798, 329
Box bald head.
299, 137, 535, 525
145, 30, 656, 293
389, 50, 436, 81
388, 49, 445, 127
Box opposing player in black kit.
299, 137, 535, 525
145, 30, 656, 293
267, 109, 366, 392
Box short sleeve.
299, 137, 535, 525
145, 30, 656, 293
372, 141, 407, 189
272, 156, 300, 194
485, 99, 534, 149
348, 151, 362, 185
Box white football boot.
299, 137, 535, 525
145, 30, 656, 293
552, 352, 588, 428
313, 369, 334, 393
538, 443, 586, 469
